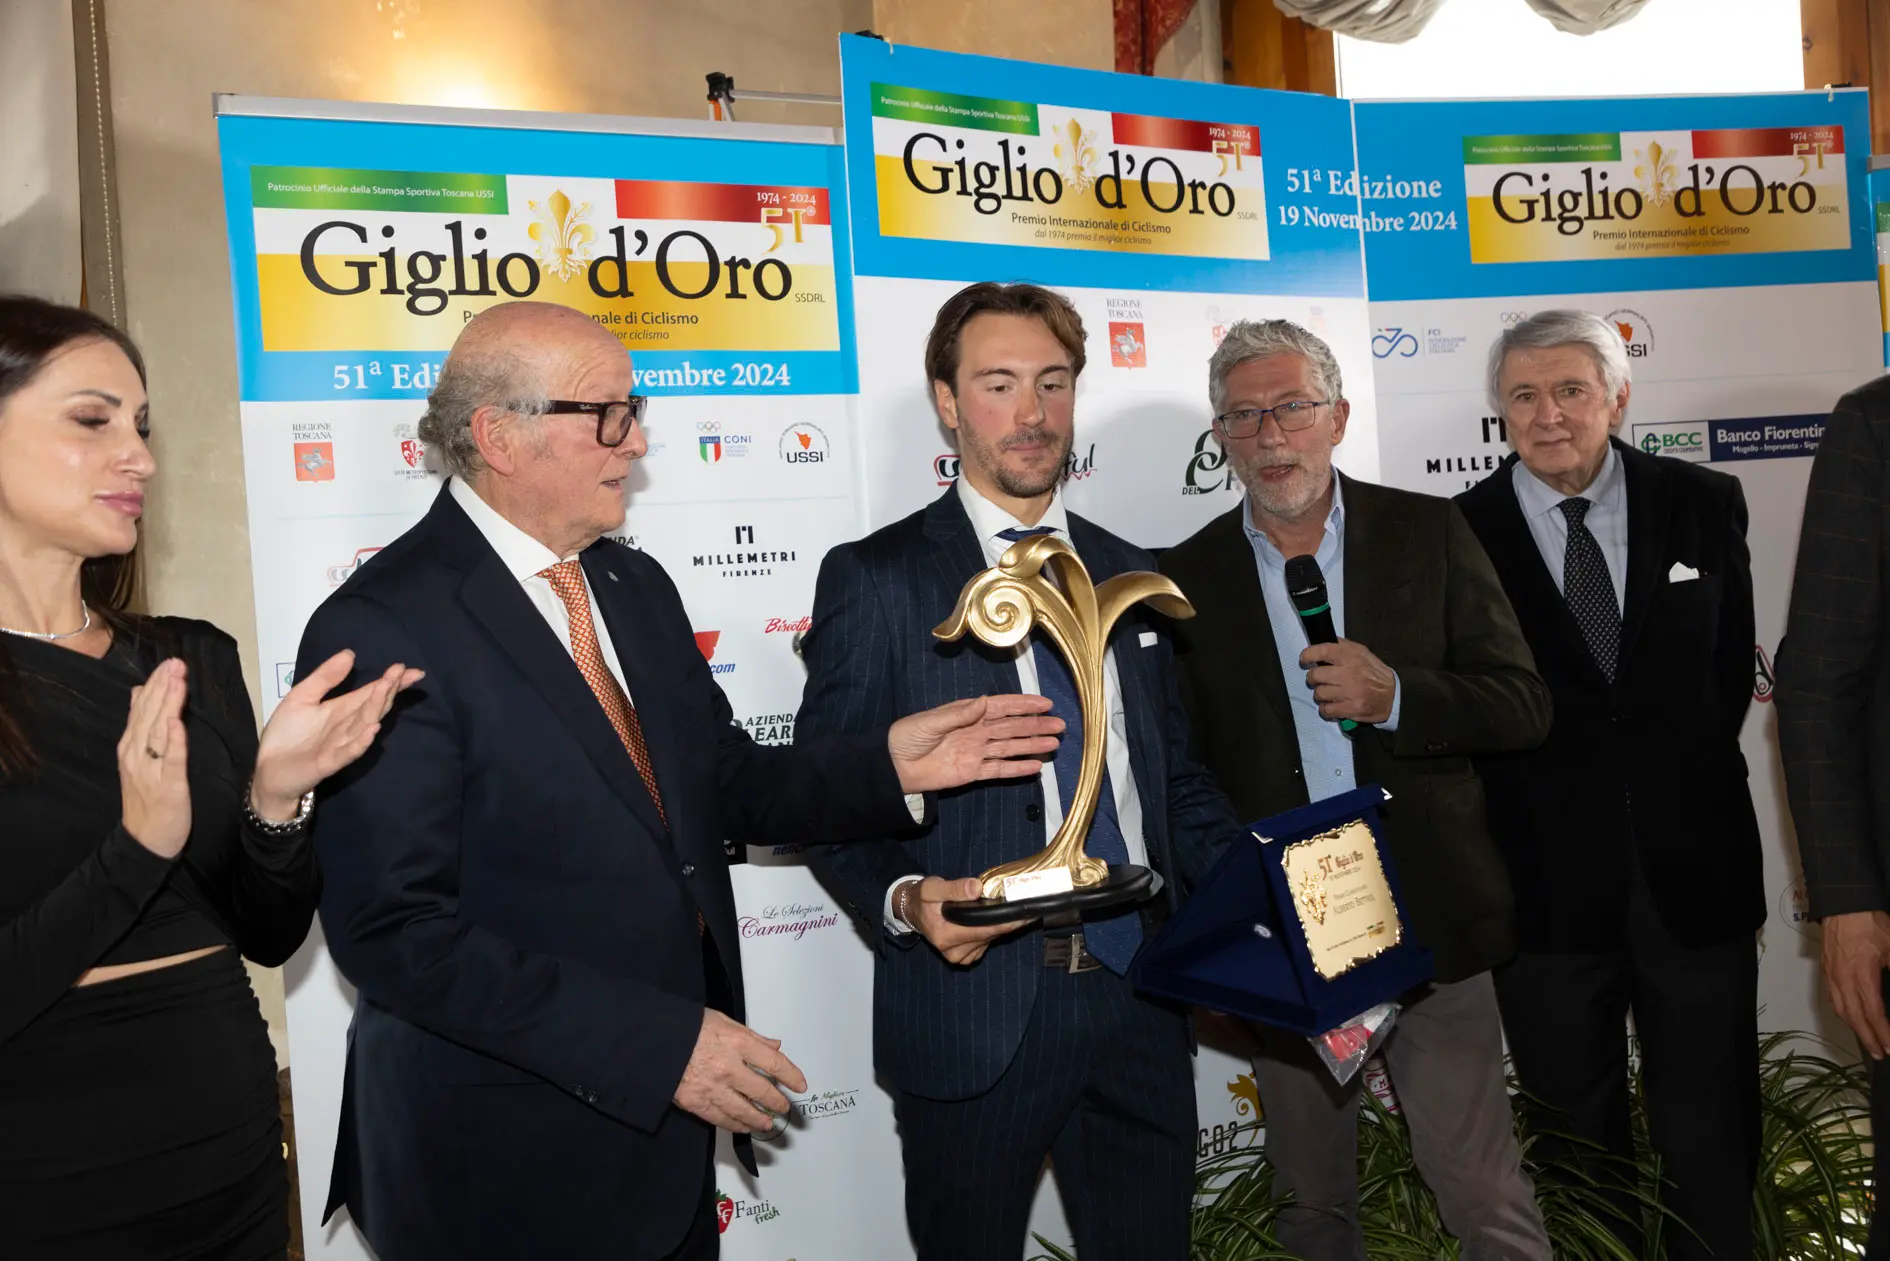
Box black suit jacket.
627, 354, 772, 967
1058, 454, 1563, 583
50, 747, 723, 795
1779, 376, 1890, 920
796, 489, 1244, 1101
297, 486, 914, 1261
1457, 439, 1762, 950
1161, 473, 1551, 983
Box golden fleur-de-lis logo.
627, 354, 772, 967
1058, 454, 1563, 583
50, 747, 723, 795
1227, 1073, 1264, 1121
1296, 868, 1328, 926
1052, 118, 1100, 196
1633, 142, 1678, 208
527, 190, 595, 282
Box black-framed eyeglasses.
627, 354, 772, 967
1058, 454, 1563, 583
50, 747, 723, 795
542, 396, 649, 447
1213, 399, 1332, 439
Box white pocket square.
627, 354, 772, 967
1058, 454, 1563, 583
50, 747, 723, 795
1668, 562, 1701, 583
1139, 630, 1159, 648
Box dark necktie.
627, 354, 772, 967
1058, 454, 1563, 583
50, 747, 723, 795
1558, 498, 1620, 681
997, 526, 1142, 973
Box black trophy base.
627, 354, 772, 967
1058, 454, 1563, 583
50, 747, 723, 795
942, 864, 1155, 926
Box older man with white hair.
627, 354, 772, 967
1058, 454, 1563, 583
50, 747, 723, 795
1457, 309, 1762, 1261
296, 300, 1064, 1260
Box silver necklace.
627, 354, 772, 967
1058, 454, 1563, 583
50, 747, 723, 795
0, 605, 92, 641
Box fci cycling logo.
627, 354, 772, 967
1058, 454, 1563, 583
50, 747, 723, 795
1631, 422, 1706, 462
1371, 327, 1418, 358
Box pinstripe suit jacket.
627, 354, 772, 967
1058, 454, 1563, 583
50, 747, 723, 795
798, 488, 1243, 1101
1778, 376, 1890, 920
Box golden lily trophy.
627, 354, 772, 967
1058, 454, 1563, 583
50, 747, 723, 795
935, 533, 1193, 926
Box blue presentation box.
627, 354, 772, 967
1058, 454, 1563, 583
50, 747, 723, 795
1131, 785, 1433, 1035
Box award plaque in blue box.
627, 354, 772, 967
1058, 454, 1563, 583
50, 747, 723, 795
1130, 784, 1432, 1035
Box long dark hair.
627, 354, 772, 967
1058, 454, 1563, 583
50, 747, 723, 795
0, 295, 151, 777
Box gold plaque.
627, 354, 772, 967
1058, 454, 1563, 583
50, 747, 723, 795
934, 533, 1193, 901
1278, 821, 1403, 980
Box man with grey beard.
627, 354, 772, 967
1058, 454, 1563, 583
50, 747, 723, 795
1160, 319, 1553, 1261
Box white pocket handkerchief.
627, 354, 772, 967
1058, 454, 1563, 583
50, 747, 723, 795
1668, 562, 1701, 583
1139, 630, 1159, 648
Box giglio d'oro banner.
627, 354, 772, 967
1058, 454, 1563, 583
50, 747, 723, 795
241, 159, 847, 397
1463, 125, 1849, 263
867, 82, 1268, 260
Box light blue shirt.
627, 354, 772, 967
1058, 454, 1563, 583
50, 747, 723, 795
1511, 442, 1629, 610
1244, 476, 1401, 805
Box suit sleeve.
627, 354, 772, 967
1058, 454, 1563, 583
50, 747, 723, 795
1777, 397, 1888, 919
1385, 503, 1553, 759
1715, 477, 1757, 750
608, 550, 915, 850
1152, 633, 1243, 894
301, 594, 702, 1135
797, 544, 927, 951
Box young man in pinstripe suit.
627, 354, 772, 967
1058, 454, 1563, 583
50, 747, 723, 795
798, 283, 1245, 1261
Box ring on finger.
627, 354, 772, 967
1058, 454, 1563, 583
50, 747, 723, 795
145, 745, 163, 759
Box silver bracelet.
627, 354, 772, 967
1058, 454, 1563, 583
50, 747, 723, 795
244, 779, 315, 836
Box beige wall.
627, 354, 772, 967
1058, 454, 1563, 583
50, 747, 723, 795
871, 0, 1114, 70
102, 0, 873, 1064
1, 0, 82, 301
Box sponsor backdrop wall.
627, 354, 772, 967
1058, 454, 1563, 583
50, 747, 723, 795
218, 73, 1886, 1261
834, 35, 1382, 1244
1354, 90, 1881, 1042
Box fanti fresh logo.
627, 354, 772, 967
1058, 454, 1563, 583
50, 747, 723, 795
1754, 643, 1776, 703
714, 1189, 780, 1231
1109, 321, 1147, 368
1183, 430, 1237, 495
1606, 308, 1654, 358
778, 423, 830, 465
1631, 421, 1707, 463
934, 453, 961, 485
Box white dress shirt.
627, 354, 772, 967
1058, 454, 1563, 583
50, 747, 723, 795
1511, 442, 1629, 611
450, 476, 634, 702
885, 479, 1153, 933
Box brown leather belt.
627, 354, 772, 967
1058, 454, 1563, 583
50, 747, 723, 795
1042, 932, 1102, 973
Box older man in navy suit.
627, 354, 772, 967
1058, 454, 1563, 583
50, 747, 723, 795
300, 300, 1063, 1261
798, 282, 1244, 1261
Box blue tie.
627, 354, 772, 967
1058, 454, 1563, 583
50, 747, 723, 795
997, 527, 1143, 973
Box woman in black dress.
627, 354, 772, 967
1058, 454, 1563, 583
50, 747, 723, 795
0, 296, 420, 1258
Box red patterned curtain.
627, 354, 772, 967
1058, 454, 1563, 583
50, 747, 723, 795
1114, 0, 1198, 74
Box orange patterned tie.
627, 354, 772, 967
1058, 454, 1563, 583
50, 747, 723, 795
539, 561, 668, 829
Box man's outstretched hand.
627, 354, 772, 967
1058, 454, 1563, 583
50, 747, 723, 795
888, 694, 1061, 794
